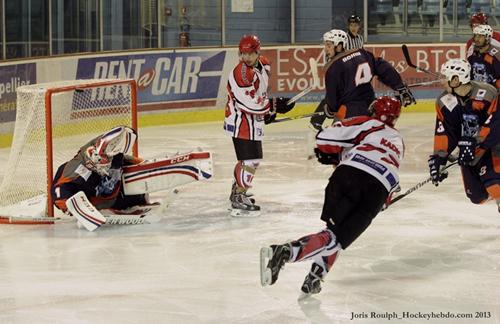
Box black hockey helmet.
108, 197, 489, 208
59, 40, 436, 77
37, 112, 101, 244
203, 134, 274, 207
348, 15, 361, 24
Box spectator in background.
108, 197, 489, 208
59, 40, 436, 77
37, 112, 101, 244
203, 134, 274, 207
466, 12, 500, 58
346, 15, 364, 50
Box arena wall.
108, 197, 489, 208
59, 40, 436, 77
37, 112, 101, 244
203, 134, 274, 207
0, 43, 465, 147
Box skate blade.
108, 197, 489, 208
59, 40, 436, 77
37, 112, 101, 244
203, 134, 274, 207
260, 247, 273, 286
230, 208, 261, 218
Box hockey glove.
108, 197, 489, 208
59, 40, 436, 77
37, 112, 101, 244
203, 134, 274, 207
310, 100, 328, 131
272, 97, 296, 114
381, 185, 401, 211
395, 85, 416, 107
457, 137, 477, 166
314, 148, 340, 165
264, 111, 277, 124
428, 155, 449, 186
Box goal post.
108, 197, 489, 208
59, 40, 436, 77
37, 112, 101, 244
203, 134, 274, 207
0, 79, 138, 224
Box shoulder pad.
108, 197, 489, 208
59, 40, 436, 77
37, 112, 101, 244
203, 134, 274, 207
437, 92, 458, 112
487, 46, 500, 59
259, 55, 270, 66
470, 81, 497, 102
233, 62, 255, 87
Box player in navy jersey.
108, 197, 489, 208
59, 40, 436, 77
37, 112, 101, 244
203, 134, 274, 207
51, 126, 145, 214
310, 29, 414, 130
261, 96, 404, 299
467, 24, 500, 89
466, 12, 500, 58
429, 59, 499, 212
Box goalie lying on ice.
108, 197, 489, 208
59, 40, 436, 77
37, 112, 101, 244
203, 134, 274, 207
51, 126, 213, 231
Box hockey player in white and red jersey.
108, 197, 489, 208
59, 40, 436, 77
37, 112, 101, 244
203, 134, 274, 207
260, 96, 403, 299
224, 34, 295, 217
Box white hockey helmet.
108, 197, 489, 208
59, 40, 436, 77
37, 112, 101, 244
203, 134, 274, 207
440, 59, 471, 85
323, 29, 348, 47
473, 24, 493, 39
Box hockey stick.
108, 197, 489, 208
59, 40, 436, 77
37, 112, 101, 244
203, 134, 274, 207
388, 160, 458, 207
402, 45, 443, 78
407, 79, 443, 87
273, 111, 324, 124
0, 215, 60, 224
287, 58, 320, 105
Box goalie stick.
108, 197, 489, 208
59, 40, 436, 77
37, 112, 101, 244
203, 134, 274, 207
402, 45, 443, 78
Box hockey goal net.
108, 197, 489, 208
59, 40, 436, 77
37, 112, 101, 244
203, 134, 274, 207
0, 79, 138, 224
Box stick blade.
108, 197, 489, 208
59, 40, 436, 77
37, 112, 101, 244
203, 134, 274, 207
309, 58, 320, 88
401, 45, 417, 68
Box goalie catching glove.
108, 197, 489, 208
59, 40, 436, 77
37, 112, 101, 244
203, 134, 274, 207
395, 85, 416, 107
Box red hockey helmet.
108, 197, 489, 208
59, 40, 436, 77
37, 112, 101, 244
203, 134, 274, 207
239, 35, 261, 54
369, 96, 401, 127
470, 12, 488, 27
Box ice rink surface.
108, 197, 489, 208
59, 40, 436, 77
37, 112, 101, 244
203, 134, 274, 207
0, 112, 498, 324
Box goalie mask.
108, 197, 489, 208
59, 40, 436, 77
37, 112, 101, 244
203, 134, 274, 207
368, 96, 401, 127
84, 126, 137, 176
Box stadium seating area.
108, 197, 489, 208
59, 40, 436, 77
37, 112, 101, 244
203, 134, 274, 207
369, 0, 500, 39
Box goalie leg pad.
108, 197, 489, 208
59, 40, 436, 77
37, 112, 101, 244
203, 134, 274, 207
66, 191, 107, 232
101, 205, 162, 225
122, 152, 213, 195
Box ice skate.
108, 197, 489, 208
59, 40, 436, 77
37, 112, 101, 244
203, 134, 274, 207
298, 265, 323, 300
260, 244, 291, 286
229, 182, 255, 204
230, 192, 260, 217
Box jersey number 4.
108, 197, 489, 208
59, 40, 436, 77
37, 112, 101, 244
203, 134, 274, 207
355, 62, 372, 86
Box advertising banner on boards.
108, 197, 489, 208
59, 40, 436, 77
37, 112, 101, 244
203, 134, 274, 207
76, 51, 226, 112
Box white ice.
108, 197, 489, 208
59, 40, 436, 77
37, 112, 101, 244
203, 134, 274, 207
0, 113, 498, 324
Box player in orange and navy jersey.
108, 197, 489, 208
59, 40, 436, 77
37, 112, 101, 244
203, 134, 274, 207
466, 12, 500, 58
429, 59, 499, 212
223, 34, 295, 217
51, 126, 146, 213
467, 24, 500, 89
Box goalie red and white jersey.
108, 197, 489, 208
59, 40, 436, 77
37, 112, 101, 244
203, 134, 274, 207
223, 56, 271, 141
316, 116, 404, 193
